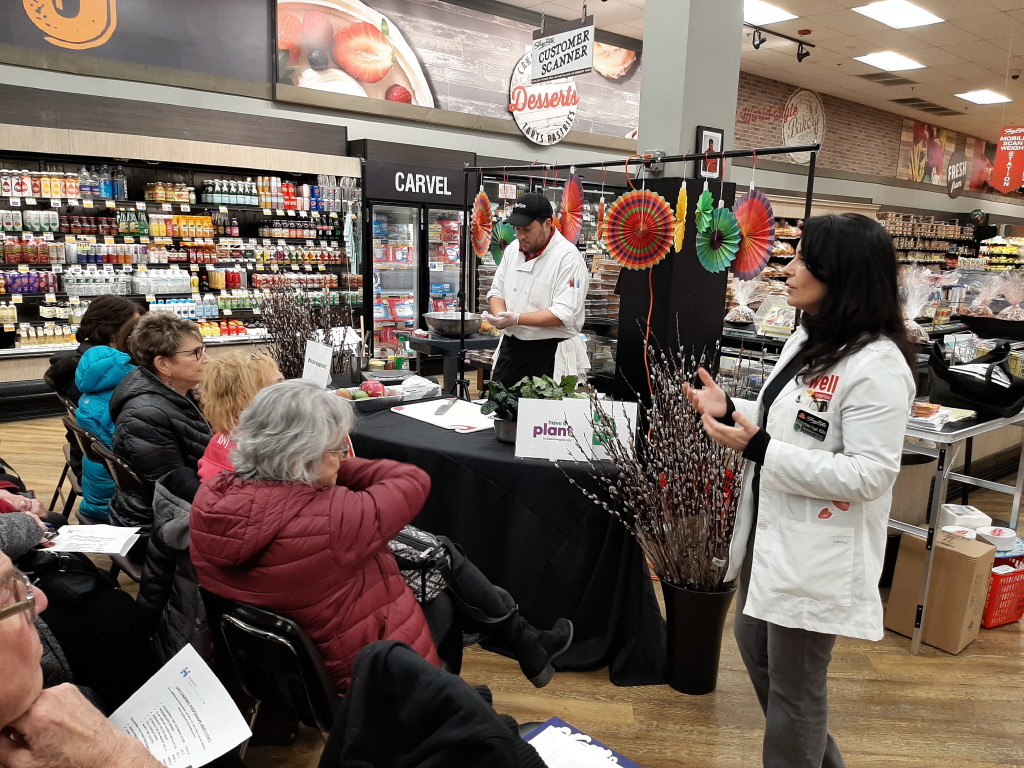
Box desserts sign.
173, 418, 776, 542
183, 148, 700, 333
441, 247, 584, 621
509, 52, 580, 146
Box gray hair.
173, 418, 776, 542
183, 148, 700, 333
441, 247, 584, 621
231, 379, 355, 485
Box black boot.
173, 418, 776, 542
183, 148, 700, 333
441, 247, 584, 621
483, 614, 574, 688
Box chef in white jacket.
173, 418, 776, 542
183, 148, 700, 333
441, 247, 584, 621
484, 193, 589, 386
685, 214, 915, 768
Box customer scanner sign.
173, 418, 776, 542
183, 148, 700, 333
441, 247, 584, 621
509, 52, 580, 146
532, 17, 595, 84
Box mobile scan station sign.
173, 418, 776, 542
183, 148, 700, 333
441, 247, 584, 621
991, 125, 1024, 194
509, 52, 580, 146
531, 16, 595, 84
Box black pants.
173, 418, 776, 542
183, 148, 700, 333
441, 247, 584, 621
491, 336, 560, 387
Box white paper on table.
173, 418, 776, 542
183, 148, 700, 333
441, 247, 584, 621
390, 398, 494, 433
301, 339, 333, 388
48, 524, 141, 556
109, 644, 252, 768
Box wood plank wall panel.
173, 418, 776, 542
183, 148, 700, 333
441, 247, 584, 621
0, 84, 345, 157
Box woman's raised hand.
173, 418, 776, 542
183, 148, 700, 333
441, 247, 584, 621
683, 367, 728, 419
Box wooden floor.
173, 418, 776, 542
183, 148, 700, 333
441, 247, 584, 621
4, 416, 1023, 767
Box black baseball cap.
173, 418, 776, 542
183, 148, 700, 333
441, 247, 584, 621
506, 193, 554, 227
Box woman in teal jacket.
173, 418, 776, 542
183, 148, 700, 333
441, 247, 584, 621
75, 345, 136, 520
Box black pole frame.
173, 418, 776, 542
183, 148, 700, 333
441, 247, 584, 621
449, 143, 821, 400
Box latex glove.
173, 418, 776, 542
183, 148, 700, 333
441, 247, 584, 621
486, 311, 520, 330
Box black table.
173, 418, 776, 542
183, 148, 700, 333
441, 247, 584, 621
351, 406, 666, 686
407, 334, 499, 395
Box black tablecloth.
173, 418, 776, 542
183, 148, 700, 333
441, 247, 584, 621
351, 405, 666, 686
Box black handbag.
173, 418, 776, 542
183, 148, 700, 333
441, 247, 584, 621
929, 341, 1024, 418
387, 525, 450, 604
19, 550, 118, 601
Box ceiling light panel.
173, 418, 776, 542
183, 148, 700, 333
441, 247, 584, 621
955, 89, 1012, 104
852, 0, 944, 29
743, 0, 797, 26
854, 51, 926, 70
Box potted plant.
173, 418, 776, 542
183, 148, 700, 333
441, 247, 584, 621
570, 345, 744, 695
480, 375, 586, 443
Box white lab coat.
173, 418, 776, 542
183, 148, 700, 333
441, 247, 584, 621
486, 229, 590, 380
727, 326, 915, 640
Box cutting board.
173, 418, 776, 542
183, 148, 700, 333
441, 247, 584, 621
390, 398, 494, 433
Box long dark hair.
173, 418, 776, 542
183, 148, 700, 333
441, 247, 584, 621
77, 294, 146, 351
797, 213, 914, 381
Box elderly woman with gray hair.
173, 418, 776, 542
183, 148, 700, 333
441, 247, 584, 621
189, 379, 571, 694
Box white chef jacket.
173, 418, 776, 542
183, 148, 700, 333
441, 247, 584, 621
727, 327, 915, 640
486, 228, 590, 379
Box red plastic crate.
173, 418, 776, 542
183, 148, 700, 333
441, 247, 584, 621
981, 567, 1024, 628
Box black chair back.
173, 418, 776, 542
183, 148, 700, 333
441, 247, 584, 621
61, 415, 106, 466
90, 440, 150, 498
201, 589, 339, 736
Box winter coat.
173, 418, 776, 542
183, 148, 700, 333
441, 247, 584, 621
74, 346, 135, 521
727, 327, 915, 641
197, 433, 233, 484
190, 457, 438, 693
44, 341, 95, 406
138, 468, 210, 666
108, 367, 212, 531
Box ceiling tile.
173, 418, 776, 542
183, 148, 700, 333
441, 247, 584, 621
944, 39, 1016, 63
935, 61, 1000, 81
950, 11, 1024, 38
793, 10, 883, 35
913, 0, 999, 20
984, 0, 1024, 10
777, 0, 848, 15
903, 22, 982, 46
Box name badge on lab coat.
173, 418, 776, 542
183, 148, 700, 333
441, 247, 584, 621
794, 410, 829, 441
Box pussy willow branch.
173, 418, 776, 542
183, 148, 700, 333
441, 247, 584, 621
258, 290, 353, 379
567, 343, 744, 591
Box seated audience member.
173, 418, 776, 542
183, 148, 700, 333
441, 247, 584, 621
191, 380, 572, 694
108, 312, 212, 532
0, 552, 162, 768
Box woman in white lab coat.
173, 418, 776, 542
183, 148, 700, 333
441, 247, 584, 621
685, 213, 916, 768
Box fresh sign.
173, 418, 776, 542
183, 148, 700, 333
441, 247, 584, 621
509, 52, 579, 146
531, 16, 595, 84
946, 148, 969, 198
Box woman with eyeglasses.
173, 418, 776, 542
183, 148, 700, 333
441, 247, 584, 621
108, 311, 212, 532
191, 379, 572, 695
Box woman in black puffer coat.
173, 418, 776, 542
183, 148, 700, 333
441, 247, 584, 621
108, 312, 212, 532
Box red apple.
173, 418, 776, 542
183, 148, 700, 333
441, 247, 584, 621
361, 380, 386, 398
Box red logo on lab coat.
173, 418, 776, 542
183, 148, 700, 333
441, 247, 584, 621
807, 374, 840, 402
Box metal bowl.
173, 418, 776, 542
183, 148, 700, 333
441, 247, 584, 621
423, 311, 483, 338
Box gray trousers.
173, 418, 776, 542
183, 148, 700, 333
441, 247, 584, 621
734, 531, 847, 768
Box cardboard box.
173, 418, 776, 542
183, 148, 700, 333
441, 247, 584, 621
884, 532, 996, 654
937, 504, 992, 531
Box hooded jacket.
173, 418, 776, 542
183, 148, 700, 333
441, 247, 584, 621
108, 367, 212, 531
74, 346, 135, 521
189, 457, 439, 693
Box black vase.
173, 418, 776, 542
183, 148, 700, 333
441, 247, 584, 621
660, 580, 737, 695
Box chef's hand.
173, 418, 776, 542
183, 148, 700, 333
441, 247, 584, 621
701, 409, 759, 453
682, 367, 727, 419
482, 311, 519, 330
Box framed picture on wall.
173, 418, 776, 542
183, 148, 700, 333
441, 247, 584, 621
695, 126, 724, 181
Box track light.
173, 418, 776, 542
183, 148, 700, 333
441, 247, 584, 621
796, 43, 810, 62
752, 28, 767, 50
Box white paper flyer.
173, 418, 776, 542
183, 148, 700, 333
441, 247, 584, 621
109, 644, 251, 768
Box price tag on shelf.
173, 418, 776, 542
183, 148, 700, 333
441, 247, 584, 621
318, 264, 325, 272
330, 241, 338, 248
192, 292, 201, 302
68, 199, 80, 206
17, 264, 29, 273
169, 264, 179, 271
286, 210, 296, 217
298, 210, 307, 218
44, 293, 56, 302
311, 212, 320, 219
277, 239, 286, 247
3, 324, 14, 333
180, 204, 191, 213
123, 236, 134, 243
304, 264, 312, 272
82, 235, 97, 244
138, 265, 148, 272
276, 209, 285, 217
290, 264, 299, 271
219, 206, 228, 214
262, 209, 272, 216
104, 236, 115, 244
135, 201, 146, 210
329, 212, 338, 218
222, 308, 232, 316
9, 197, 20, 207
305, 240, 315, 247
145, 294, 156, 303
190, 264, 199, 272
51, 264, 63, 273
140, 236, 150, 243
319, 240, 327, 248
161, 203, 172, 212
103, 264, 115, 273
82, 199, 94, 208
121, 264, 133, 273
270, 264, 279, 272
43, 232, 53, 241
255, 263, 264, 271
69, 295, 80, 304
11, 294, 22, 304
105, 200, 115, 209
25, 198, 36, 206
50, 198, 61, 208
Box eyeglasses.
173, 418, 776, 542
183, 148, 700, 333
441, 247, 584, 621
325, 447, 350, 459
0, 571, 36, 624
170, 345, 207, 361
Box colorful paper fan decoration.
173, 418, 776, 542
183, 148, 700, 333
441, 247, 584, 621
603, 189, 675, 270
489, 221, 514, 266
673, 184, 687, 252
695, 188, 714, 234
695, 207, 741, 273
595, 198, 606, 242
470, 190, 493, 258
560, 173, 584, 245
731, 188, 776, 280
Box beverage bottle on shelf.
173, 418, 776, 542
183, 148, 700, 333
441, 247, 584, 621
113, 166, 128, 201
97, 165, 112, 199
78, 166, 92, 198
230, 218, 239, 237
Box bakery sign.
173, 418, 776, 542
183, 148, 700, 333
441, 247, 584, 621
782, 89, 826, 165
509, 52, 580, 146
